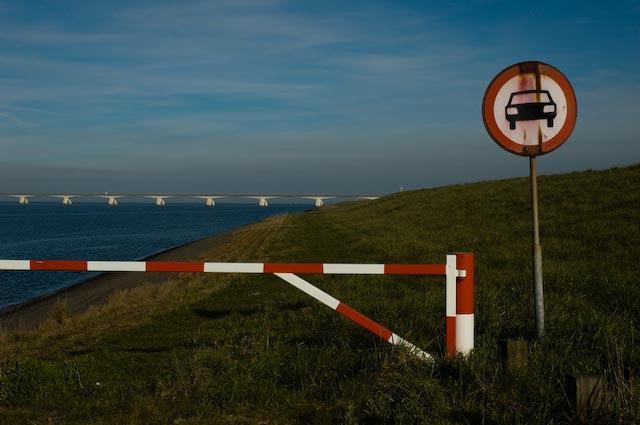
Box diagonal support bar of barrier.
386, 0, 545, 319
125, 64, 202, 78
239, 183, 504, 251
274, 273, 432, 360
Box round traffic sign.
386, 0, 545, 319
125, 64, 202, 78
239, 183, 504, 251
482, 61, 577, 156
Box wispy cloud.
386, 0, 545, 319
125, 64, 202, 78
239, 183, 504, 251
0, 26, 122, 45
0, 111, 29, 126
0, 0, 637, 192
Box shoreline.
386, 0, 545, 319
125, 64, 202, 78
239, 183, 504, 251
0, 237, 207, 315
0, 242, 179, 315
0, 230, 233, 331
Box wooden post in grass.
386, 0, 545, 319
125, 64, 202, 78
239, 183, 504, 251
566, 375, 607, 419
499, 339, 528, 374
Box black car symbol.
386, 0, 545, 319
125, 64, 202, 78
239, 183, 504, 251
505, 90, 557, 130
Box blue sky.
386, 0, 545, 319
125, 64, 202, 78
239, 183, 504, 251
0, 0, 638, 194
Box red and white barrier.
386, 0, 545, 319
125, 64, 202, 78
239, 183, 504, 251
0, 260, 447, 275
0, 253, 474, 359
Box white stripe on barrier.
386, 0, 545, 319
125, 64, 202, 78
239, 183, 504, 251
388, 333, 432, 360
204, 262, 264, 273
87, 261, 146, 272
445, 255, 456, 318
275, 273, 341, 310
0, 260, 30, 270
456, 313, 474, 355
323, 264, 385, 274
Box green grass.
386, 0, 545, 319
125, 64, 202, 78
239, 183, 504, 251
1, 164, 639, 424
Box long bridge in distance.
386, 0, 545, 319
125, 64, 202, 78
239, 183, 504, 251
0, 193, 381, 208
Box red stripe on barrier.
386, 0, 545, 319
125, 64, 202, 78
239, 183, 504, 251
30, 260, 87, 271
455, 253, 474, 314
383, 264, 446, 275
336, 303, 393, 341
446, 316, 456, 357
264, 263, 324, 273
145, 262, 204, 272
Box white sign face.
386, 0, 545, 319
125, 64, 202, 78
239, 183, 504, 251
482, 61, 577, 156
492, 74, 567, 146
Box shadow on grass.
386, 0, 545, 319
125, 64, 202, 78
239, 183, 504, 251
119, 346, 173, 354
192, 301, 311, 320
192, 307, 261, 320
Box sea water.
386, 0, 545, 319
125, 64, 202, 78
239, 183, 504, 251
0, 202, 308, 310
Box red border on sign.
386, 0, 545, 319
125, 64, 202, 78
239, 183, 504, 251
482, 61, 577, 156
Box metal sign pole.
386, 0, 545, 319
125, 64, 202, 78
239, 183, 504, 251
483, 61, 576, 340
529, 156, 544, 338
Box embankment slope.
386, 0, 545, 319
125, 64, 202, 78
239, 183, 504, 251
1, 164, 638, 424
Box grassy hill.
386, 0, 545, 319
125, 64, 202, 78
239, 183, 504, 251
1, 164, 639, 424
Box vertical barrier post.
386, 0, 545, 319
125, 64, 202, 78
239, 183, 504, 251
456, 252, 475, 355
445, 254, 457, 357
